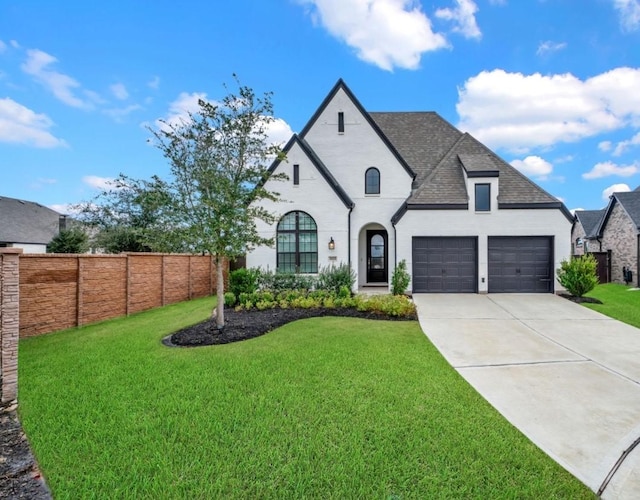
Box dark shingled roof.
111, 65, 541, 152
0, 196, 61, 245
613, 191, 640, 229
369, 112, 460, 188
574, 209, 605, 238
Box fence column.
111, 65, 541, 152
1, 248, 23, 404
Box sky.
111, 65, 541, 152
1, 0, 640, 214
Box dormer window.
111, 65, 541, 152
475, 183, 490, 211
365, 167, 380, 194
293, 164, 299, 185
338, 112, 344, 133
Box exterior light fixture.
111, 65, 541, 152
328, 237, 335, 250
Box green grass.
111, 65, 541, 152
19, 297, 592, 499
584, 283, 640, 328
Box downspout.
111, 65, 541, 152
392, 220, 397, 268
348, 206, 353, 269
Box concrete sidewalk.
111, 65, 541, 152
413, 293, 640, 499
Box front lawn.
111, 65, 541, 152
585, 283, 640, 328
19, 297, 592, 498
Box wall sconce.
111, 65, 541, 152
328, 237, 335, 250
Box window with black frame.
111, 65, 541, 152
276, 211, 318, 273
365, 167, 380, 194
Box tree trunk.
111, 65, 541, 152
215, 254, 225, 330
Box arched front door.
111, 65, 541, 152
366, 230, 388, 283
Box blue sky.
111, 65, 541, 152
1, 0, 639, 214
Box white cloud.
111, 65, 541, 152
457, 67, 640, 152
148, 76, 160, 90
266, 117, 294, 147
488, 0, 506, 4
510, 155, 553, 180
48, 203, 78, 215
104, 104, 143, 122
613, 0, 640, 31
0, 97, 66, 148
612, 131, 640, 156
570, 207, 584, 215
10, 40, 19, 48
536, 40, 567, 56
21, 49, 96, 109
583, 160, 639, 179
435, 0, 481, 39
0, 40, 6, 53
299, 0, 448, 71
555, 154, 574, 164
157, 92, 207, 131
110, 83, 129, 100
602, 183, 631, 201
82, 175, 115, 190
598, 140, 612, 152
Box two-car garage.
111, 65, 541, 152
412, 236, 553, 293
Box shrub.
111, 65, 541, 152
258, 270, 316, 292
359, 295, 417, 317
229, 268, 260, 297
223, 292, 236, 307
556, 254, 599, 297
317, 263, 356, 295
391, 260, 411, 295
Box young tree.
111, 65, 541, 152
47, 226, 90, 254
74, 174, 184, 253
149, 77, 286, 330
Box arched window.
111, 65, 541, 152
365, 167, 380, 194
277, 211, 318, 273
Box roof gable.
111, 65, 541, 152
0, 196, 61, 244
268, 134, 354, 209
369, 112, 461, 187
574, 209, 605, 238
299, 79, 415, 180
598, 191, 640, 235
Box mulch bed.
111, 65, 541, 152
0, 403, 52, 500
165, 306, 418, 347
558, 293, 603, 305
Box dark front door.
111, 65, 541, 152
367, 230, 387, 283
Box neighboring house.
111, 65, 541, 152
247, 80, 572, 293
571, 209, 609, 283
572, 209, 605, 255
0, 196, 63, 253
593, 190, 640, 286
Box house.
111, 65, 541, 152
0, 196, 63, 254
247, 80, 572, 293
572, 209, 605, 256
592, 190, 640, 286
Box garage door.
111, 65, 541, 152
412, 237, 477, 293
488, 236, 552, 293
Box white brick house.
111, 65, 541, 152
247, 80, 572, 293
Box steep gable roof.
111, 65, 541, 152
369, 112, 460, 187
299, 79, 416, 180
574, 209, 605, 238
0, 196, 61, 245
268, 134, 354, 209
611, 191, 640, 230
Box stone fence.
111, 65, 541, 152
1, 252, 227, 403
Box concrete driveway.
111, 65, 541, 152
413, 293, 640, 499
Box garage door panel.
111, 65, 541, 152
488, 237, 552, 293
412, 237, 477, 293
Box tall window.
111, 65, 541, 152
475, 183, 490, 211
338, 112, 344, 133
365, 167, 380, 194
277, 211, 318, 273
293, 164, 299, 185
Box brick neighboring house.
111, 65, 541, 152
594, 191, 640, 286
572, 209, 605, 256
0, 196, 63, 254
